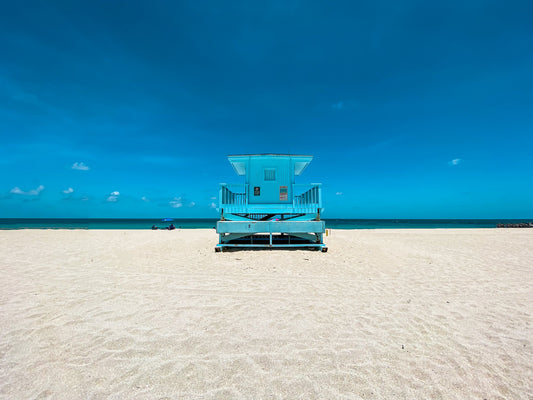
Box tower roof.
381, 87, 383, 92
227, 154, 313, 176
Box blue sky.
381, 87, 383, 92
1, 0, 532, 218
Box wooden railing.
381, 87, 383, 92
293, 184, 321, 208
220, 184, 247, 207
219, 183, 322, 214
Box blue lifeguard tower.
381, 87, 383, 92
216, 154, 327, 251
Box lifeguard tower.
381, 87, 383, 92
216, 154, 327, 251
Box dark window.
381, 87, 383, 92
264, 169, 276, 181
254, 186, 260, 196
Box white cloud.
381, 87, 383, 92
170, 197, 183, 208
448, 158, 462, 166
107, 191, 120, 202
170, 197, 195, 208
141, 196, 149, 202
10, 185, 45, 196
336, 192, 343, 195
209, 202, 217, 209
62, 187, 74, 194
10, 187, 24, 195
72, 162, 90, 171
29, 185, 44, 195
210, 196, 217, 200
331, 100, 357, 110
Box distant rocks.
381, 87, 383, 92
497, 222, 533, 228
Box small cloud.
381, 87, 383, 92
10, 185, 45, 196
62, 187, 74, 194
10, 187, 24, 195
107, 190, 120, 202
141, 196, 149, 202
209, 202, 217, 209
170, 197, 183, 208
336, 192, 343, 195
170, 197, 195, 208
72, 162, 90, 171
29, 185, 45, 195
210, 196, 217, 200
448, 158, 462, 166
331, 100, 357, 110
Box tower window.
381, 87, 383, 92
264, 169, 276, 181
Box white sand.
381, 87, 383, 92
0, 228, 531, 399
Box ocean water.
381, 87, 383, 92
0, 218, 530, 230
0, 218, 218, 230
324, 219, 532, 229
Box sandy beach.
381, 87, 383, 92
0, 228, 531, 399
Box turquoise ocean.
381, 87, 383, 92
0, 218, 531, 230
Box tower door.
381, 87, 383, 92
248, 167, 291, 204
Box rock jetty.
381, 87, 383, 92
497, 222, 533, 228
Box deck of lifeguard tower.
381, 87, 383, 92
216, 154, 327, 251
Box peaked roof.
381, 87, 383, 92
227, 154, 313, 176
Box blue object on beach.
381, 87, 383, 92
215, 154, 327, 252
162, 218, 174, 222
